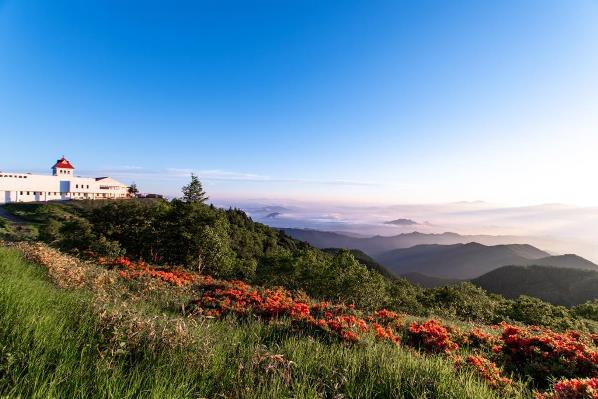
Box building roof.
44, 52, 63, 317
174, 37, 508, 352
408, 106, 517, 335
52, 156, 75, 170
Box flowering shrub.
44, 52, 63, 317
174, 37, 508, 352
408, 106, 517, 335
408, 320, 459, 353
466, 355, 512, 389
107, 256, 196, 286
187, 279, 401, 345
97, 252, 598, 395
537, 378, 598, 399
375, 309, 400, 322
498, 323, 598, 386
456, 327, 497, 349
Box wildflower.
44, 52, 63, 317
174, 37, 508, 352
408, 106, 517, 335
408, 320, 459, 353
466, 355, 512, 389
537, 377, 598, 398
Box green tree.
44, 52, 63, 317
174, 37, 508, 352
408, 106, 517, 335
182, 174, 208, 203
196, 223, 236, 277
128, 182, 139, 197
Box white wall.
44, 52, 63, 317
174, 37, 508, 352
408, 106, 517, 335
0, 169, 128, 204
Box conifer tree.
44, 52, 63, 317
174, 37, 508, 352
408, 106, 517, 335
182, 173, 208, 203
128, 182, 139, 197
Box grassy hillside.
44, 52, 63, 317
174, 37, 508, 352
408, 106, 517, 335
0, 244, 529, 399
472, 265, 598, 306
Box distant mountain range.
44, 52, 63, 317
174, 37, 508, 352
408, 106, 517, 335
265, 212, 282, 219
281, 228, 542, 257
283, 229, 598, 286
472, 265, 598, 306
376, 242, 598, 280
384, 218, 418, 226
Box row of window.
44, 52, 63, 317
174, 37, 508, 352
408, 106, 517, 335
58, 169, 71, 174
75, 184, 90, 189
18, 191, 64, 196
0, 174, 28, 178
12, 191, 113, 197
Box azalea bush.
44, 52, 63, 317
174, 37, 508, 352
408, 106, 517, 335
537, 378, 598, 399
464, 355, 512, 389
498, 323, 598, 386
408, 319, 459, 353
187, 278, 401, 345
103, 256, 196, 287
8, 239, 598, 398
102, 256, 598, 393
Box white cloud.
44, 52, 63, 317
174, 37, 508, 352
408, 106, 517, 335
81, 166, 378, 187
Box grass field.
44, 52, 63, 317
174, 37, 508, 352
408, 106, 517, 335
0, 245, 527, 398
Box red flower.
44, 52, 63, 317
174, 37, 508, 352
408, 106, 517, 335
466, 355, 512, 389
408, 320, 459, 353
538, 378, 598, 398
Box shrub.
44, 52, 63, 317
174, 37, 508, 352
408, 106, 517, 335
573, 300, 598, 322
502, 296, 583, 331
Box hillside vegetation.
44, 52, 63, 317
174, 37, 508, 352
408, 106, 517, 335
473, 265, 598, 306
3, 200, 598, 332
0, 244, 525, 399
5, 240, 598, 397
4, 193, 598, 397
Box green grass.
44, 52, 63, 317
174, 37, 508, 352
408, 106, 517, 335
2, 202, 75, 223
0, 247, 530, 398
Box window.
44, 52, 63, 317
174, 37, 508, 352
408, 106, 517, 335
87, 185, 89, 189
20, 191, 23, 195
27, 192, 30, 195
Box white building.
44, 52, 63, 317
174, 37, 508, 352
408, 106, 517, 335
0, 157, 129, 204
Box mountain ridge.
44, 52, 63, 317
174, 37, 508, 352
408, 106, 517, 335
376, 242, 597, 280
472, 265, 598, 306
281, 228, 537, 257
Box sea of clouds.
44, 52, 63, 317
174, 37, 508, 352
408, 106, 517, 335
215, 199, 598, 263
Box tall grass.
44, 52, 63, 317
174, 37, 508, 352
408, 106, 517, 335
0, 247, 529, 398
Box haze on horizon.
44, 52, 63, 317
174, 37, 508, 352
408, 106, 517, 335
1, 1, 597, 207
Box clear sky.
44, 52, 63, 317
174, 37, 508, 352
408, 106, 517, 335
1, 0, 597, 206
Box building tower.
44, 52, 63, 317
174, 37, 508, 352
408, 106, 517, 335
51, 156, 75, 176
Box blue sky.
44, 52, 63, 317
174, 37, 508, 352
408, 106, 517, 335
1, 0, 597, 205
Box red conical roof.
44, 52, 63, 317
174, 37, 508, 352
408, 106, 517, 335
52, 156, 75, 169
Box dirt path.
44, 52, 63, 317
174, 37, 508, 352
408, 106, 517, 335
0, 206, 27, 224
